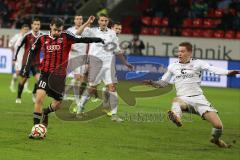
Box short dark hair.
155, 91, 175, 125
179, 42, 192, 52
50, 17, 64, 27
31, 17, 40, 24
21, 24, 29, 28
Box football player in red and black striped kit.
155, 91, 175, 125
15, 18, 42, 104
21, 17, 104, 139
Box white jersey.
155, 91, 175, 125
82, 27, 120, 66
67, 26, 87, 56
8, 32, 25, 59
161, 59, 229, 97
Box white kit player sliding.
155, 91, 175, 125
8, 24, 30, 93
76, 14, 133, 122
66, 15, 89, 106
144, 42, 240, 148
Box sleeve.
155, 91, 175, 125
8, 34, 18, 48
81, 27, 94, 37
21, 37, 42, 76
199, 60, 229, 75
112, 36, 121, 54
14, 35, 27, 60
161, 65, 173, 83
66, 31, 103, 44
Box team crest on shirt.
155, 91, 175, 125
57, 38, 63, 43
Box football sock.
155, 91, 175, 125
11, 73, 17, 86
43, 104, 54, 115
73, 80, 81, 102
109, 91, 118, 115
211, 128, 222, 141
24, 81, 29, 90
77, 90, 90, 113
32, 83, 38, 94
17, 83, 24, 98
171, 102, 182, 118
79, 82, 87, 96
33, 112, 42, 125
102, 88, 110, 107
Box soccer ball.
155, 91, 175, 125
31, 124, 47, 138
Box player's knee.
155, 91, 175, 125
172, 97, 188, 110
107, 84, 116, 92
213, 122, 223, 129
35, 97, 44, 106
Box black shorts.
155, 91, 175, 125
37, 72, 66, 101
20, 64, 40, 78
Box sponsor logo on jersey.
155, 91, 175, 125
46, 45, 61, 52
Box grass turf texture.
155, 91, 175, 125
0, 73, 239, 160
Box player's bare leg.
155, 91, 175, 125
168, 97, 188, 127
203, 111, 231, 148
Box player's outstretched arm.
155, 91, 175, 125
116, 52, 134, 71
228, 70, 240, 76
76, 15, 95, 35
143, 80, 169, 88
75, 37, 104, 44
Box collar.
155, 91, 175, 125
48, 31, 55, 39
31, 30, 40, 38
98, 27, 108, 32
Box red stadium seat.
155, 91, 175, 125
202, 29, 214, 38
151, 27, 161, 35
161, 18, 169, 26
151, 17, 161, 26
141, 27, 151, 35
203, 19, 215, 28
122, 26, 132, 34
141, 16, 152, 26
192, 29, 203, 37
225, 30, 235, 39
236, 31, 240, 39
213, 30, 224, 38
213, 19, 222, 26
181, 29, 192, 37
182, 18, 192, 28
214, 8, 224, 18
192, 18, 203, 28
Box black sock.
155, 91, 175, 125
79, 82, 87, 96
43, 104, 55, 115
33, 112, 42, 125
32, 83, 38, 94
17, 83, 24, 98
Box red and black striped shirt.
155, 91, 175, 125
23, 31, 103, 76
15, 31, 43, 65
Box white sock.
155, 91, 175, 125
109, 91, 118, 115
77, 90, 90, 113
73, 80, 81, 103
171, 102, 182, 118
211, 128, 223, 141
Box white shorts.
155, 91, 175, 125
179, 95, 218, 117
88, 56, 117, 86
15, 57, 23, 71
67, 53, 88, 76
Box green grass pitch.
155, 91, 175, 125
0, 73, 239, 160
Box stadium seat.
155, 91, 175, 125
181, 29, 192, 37
214, 8, 225, 18
141, 16, 152, 26
192, 29, 203, 37
225, 30, 235, 39
203, 19, 215, 28
151, 17, 161, 26
192, 18, 203, 28
213, 30, 224, 38
182, 18, 192, 28
202, 29, 214, 38
150, 27, 161, 35
122, 26, 132, 34
236, 31, 240, 39
161, 18, 169, 26
213, 19, 222, 26
140, 27, 151, 35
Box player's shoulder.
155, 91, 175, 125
191, 59, 206, 66
62, 30, 75, 36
